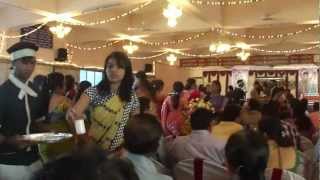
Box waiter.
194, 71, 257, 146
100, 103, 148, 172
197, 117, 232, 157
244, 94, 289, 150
0, 42, 43, 180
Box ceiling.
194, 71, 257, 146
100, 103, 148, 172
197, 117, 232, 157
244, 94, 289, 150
0, 0, 319, 58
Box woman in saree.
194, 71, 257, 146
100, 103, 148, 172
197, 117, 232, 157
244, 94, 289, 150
161, 81, 188, 137
68, 51, 139, 152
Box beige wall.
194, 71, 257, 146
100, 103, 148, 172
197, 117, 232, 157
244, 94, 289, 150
154, 62, 203, 94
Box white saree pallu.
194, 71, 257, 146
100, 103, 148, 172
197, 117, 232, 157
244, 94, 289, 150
0, 161, 42, 180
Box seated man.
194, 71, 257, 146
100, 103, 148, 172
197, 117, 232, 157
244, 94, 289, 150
166, 108, 225, 166
123, 113, 172, 180
211, 104, 243, 151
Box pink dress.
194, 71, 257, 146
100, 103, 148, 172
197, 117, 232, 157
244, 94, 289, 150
161, 92, 189, 137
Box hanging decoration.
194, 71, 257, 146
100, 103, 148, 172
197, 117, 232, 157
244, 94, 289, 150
49, 23, 72, 39
163, 2, 182, 27
191, 0, 265, 6
166, 53, 178, 65
123, 41, 139, 54
236, 50, 251, 61
209, 42, 232, 53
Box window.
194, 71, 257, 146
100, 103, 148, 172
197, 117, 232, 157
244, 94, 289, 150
80, 70, 103, 86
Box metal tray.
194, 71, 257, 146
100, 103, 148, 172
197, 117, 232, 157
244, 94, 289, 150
21, 133, 73, 143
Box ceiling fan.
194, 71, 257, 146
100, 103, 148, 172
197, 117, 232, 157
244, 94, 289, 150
261, 13, 278, 21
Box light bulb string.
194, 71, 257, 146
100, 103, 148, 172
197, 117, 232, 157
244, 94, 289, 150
251, 44, 320, 53
66, 23, 319, 49
67, 42, 320, 58
66, 41, 120, 51
130, 51, 168, 59
0, 22, 49, 39
62, 0, 154, 26
191, 0, 265, 6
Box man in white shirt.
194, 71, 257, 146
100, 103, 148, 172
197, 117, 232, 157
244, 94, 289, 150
166, 108, 225, 166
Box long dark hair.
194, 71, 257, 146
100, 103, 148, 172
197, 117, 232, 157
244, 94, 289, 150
48, 72, 64, 93
97, 52, 134, 102
171, 81, 184, 110
225, 130, 268, 180
65, 75, 75, 92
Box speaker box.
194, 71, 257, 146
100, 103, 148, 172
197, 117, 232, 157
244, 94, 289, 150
144, 64, 153, 73
55, 48, 68, 62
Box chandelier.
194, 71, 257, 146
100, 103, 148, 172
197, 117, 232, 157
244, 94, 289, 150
236, 50, 251, 61
49, 23, 72, 39
163, 3, 182, 27
209, 42, 231, 53
123, 41, 139, 54
166, 53, 177, 65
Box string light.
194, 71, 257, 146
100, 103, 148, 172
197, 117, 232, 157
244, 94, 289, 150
66, 41, 120, 51
64, 1, 154, 26
0, 31, 5, 54
211, 24, 320, 40
0, 22, 49, 39
0, 1, 153, 39
141, 32, 209, 46
138, 24, 319, 47
250, 44, 320, 54
66, 23, 319, 51
191, 0, 265, 6
66, 47, 74, 62
130, 51, 168, 60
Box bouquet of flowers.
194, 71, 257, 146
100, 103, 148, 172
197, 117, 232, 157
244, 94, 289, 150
180, 98, 215, 135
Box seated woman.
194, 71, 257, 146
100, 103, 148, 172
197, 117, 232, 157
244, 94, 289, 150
225, 130, 305, 180
38, 72, 74, 162
259, 117, 305, 177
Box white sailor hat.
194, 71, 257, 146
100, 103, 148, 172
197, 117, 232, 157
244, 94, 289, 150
7, 41, 39, 61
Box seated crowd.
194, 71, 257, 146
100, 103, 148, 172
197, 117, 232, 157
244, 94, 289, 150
30, 73, 319, 180
3, 48, 317, 180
